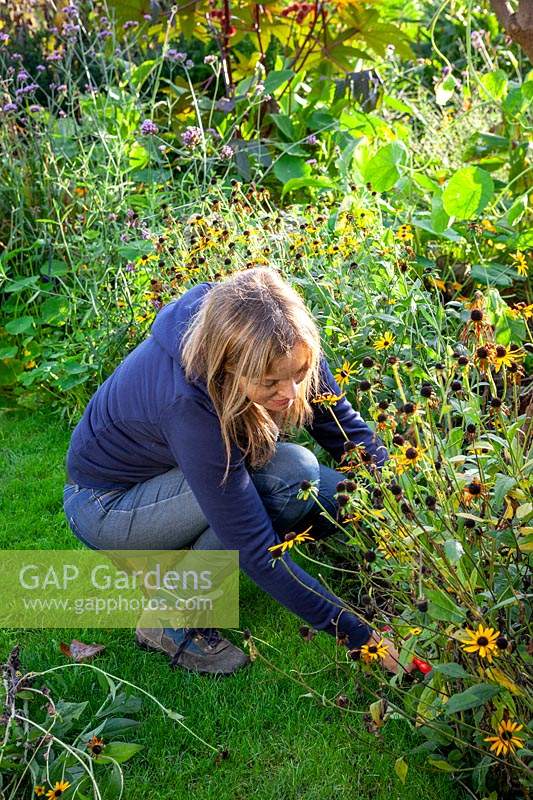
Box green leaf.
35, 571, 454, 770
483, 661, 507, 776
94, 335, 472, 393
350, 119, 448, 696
264, 70, 293, 94
442, 167, 494, 220
432, 663, 469, 679
273, 154, 310, 185
363, 141, 407, 192
443, 539, 464, 564
0, 346, 17, 359
445, 684, 500, 715
426, 588, 465, 623
435, 74, 456, 106
281, 176, 335, 198
431, 191, 449, 233
479, 70, 508, 101
95, 742, 143, 764
166, 708, 185, 722
307, 110, 337, 133
394, 757, 408, 784
470, 262, 515, 287
5, 316, 35, 335
129, 59, 156, 89
270, 114, 296, 140
492, 474, 516, 510
427, 757, 457, 772
40, 259, 69, 277
4, 276, 40, 293
40, 297, 69, 326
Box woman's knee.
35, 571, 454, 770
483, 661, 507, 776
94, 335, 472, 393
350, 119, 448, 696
269, 442, 320, 488
252, 443, 321, 529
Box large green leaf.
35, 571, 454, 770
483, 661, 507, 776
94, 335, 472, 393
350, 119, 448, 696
362, 141, 407, 192
426, 588, 465, 623
5, 316, 35, 335
273, 154, 310, 185
442, 167, 494, 219
281, 176, 336, 198
470, 262, 516, 287
445, 684, 500, 716
264, 70, 293, 94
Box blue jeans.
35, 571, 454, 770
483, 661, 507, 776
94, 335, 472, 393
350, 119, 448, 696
63, 443, 345, 553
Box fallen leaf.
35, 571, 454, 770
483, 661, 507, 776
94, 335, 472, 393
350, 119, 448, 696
59, 640, 106, 662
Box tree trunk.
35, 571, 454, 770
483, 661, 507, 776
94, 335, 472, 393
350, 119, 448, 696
489, 0, 533, 62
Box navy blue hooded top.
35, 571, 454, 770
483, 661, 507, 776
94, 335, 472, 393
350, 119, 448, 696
66, 281, 387, 649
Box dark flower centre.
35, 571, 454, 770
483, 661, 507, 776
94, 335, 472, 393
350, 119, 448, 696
496, 346, 507, 357
368, 645, 378, 654
470, 309, 483, 321
501, 730, 512, 741
405, 447, 417, 460
476, 346, 489, 359
477, 636, 489, 646
467, 482, 482, 495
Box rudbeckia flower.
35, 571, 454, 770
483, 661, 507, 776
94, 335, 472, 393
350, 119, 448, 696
359, 638, 389, 663
492, 345, 525, 373
268, 527, 314, 557
46, 781, 71, 799
484, 718, 525, 756
373, 332, 395, 351
461, 624, 500, 662
334, 360, 356, 387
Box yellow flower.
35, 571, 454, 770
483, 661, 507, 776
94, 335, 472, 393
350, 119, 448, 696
311, 391, 346, 407
396, 224, 413, 242
34, 788, 46, 797
511, 302, 532, 319
481, 219, 497, 233
461, 624, 500, 662
511, 251, 529, 277
390, 443, 426, 474
86, 735, 105, 756
359, 638, 389, 663
268, 527, 314, 557
373, 332, 395, 351
484, 718, 525, 757
46, 781, 71, 799
461, 478, 488, 506
334, 360, 356, 387
492, 345, 525, 373
409, 627, 422, 636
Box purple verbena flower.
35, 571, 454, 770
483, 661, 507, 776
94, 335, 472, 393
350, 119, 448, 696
0, 32, 9, 43
140, 119, 158, 136
181, 126, 202, 148
16, 69, 29, 81
98, 30, 112, 39
167, 49, 187, 63
123, 20, 139, 30
46, 50, 63, 61
125, 261, 136, 272
36, 64, 46, 72
29, 104, 42, 112
306, 134, 318, 146
220, 144, 233, 160
2, 102, 18, 112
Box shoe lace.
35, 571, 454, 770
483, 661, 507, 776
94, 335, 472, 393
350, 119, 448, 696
169, 627, 222, 669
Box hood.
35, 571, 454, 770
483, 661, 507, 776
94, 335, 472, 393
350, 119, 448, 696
150, 281, 212, 358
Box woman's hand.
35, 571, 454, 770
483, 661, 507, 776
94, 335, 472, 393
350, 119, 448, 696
363, 630, 414, 675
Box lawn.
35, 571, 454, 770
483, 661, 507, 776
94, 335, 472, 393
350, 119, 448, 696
0, 407, 457, 800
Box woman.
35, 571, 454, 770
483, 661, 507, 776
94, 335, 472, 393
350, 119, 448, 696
64, 267, 400, 676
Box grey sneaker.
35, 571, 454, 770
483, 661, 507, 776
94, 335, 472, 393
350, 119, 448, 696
135, 626, 250, 675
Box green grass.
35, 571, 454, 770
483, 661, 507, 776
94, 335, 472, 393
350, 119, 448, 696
0, 407, 458, 800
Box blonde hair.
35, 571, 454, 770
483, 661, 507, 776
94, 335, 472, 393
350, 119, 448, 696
180, 267, 322, 487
